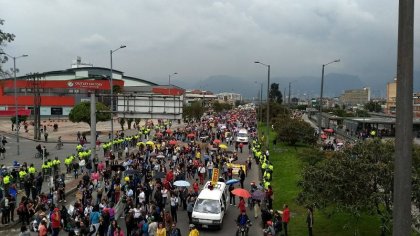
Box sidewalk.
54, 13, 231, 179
0, 173, 81, 230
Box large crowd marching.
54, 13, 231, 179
0, 106, 294, 236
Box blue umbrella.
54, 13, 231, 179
226, 179, 240, 185
174, 180, 191, 187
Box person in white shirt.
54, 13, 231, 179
170, 193, 179, 222
206, 161, 214, 180
138, 189, 145, 205
161, 187, 169, 206
79, 159, 86, 173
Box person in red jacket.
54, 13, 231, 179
166, 169, 174, 183
282, 204, 290, 236
51, 207, 61, 236
238, 197, 246, 213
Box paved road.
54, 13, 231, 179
2, 127, 264, 235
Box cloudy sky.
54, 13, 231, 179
1, 0, 419, 89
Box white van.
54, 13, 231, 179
192, 182, 229, 228
236, 128, 249, 143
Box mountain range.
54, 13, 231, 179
169, 71, 420, 100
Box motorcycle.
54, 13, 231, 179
236, 220, 252, 236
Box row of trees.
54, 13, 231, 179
182, 101, 232, 122
297, 139, 420, 235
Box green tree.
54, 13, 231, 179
10, 115, 28, 124
261, 102, 290, 122
0, 19, 16, 78
364, 101, 382, 112
183, 101, 204, 121
212, 101, 232, 113
269, 83, 283, 104
68, 102, 111, 127
298, 139, 420, 235
273, 117, 316, 146
119, 118, 126, 130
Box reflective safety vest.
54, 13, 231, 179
19, 170, 27, 179
261, 162, 267, 170
28, 167, 36, 174
42, 163, 49, 169
3, 175, 10, 184
268, 164, 273, 171
264, 181, 271, 189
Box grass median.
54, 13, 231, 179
269, 143, 381, 235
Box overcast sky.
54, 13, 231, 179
1, 0, 419, 87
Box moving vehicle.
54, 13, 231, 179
236, 129, 249, 143
192, 181, 229, 228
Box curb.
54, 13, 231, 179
0, 130, 84, 145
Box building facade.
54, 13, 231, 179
0, 63, 184, 117
386, 79, 397, 114
339, 87, 371, 107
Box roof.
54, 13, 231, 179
198, 188, 224, 200
11, 67, 157, 86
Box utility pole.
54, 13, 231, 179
288, 82, 291, 105
392, 0, 414, 234
90, 92, 96, 161
31, 73, 42, 140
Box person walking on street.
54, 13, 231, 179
170, 192, 179, 223
188, 224, 199, 236
306, 206, 314, 236
282, 204, 290, 236
238, 167, 245, 189
51, 207, 61, 236
0, 145, 5, 160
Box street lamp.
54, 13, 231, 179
110, 45, 126, 153
254, 61, 271, 149
254, 81, 263, 123
169, 72, 178, 121
318, 59, 340, 132
0, 52, 28, 156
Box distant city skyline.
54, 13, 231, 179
1, 0, 419, 97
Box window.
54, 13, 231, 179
193, 199, 221, 214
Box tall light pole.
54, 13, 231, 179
393, 0, 414, 234
0, 52, 28, 155
254, 61, 270, 149
254, 81, 263, 123
318, 59, 340, 132
169, 72, 178, 121
110, 45, 126, 153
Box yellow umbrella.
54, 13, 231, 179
146, 141, 155, 145
219, 144, 228, 149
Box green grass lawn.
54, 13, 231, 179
270, 144, 382, 235
258, 123, 420, 235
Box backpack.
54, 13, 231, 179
142, 222, 148, 232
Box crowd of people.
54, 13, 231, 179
0, 106, 296, 236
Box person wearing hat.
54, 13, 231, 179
188, 224, 199, 236
51, 207, 61, 236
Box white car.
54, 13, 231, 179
236, 129, 249, 143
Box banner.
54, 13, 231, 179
227, 163, 247, 175
211, 168, 219, 185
